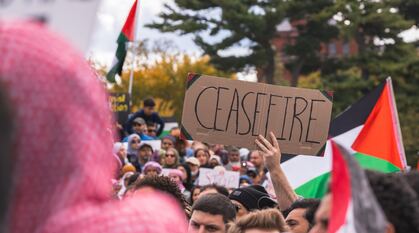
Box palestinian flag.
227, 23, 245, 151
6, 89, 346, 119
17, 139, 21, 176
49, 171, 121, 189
329, 140, 387, 233
281, 78, 407, 198
106, 0, 138, 83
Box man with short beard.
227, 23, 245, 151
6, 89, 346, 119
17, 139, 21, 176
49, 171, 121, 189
282, 199, 320, 233
224, 147, 241, 171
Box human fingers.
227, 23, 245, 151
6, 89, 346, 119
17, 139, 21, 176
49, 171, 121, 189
258, 134, 274, 151
269, 132, 280, 151
255, 138, 269, 154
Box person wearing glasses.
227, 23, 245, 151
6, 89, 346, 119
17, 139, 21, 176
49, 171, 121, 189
163, 148, 180, 169
146, 122, 159, 139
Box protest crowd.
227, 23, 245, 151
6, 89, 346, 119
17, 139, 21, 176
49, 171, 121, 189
2, 11, 419, 233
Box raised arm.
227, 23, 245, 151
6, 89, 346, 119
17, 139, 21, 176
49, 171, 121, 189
255, 132, 298, 210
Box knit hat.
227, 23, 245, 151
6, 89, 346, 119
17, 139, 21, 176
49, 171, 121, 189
239, 175, 253, 185
142, 161, 162, 175
122, 163, 136, 174
229, 185, 277, 211
162, 135, 176, 144
209, 155, 222, 165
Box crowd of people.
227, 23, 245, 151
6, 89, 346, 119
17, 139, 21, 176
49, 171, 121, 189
1, 20, 419, 233
112, 97, 419, 233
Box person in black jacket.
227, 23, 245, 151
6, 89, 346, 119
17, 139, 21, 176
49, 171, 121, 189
125, 98, 165, 136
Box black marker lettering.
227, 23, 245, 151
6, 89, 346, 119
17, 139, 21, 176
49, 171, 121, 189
195, 86, 217, 129
213, 87, 229, 131
289, 97, 308, 142
238, 91, 254, 135
277, 96, 292, 140
252, 92, 267, 136
265, 94, 282, 137
305, 99, 325, 144
225, 88, 240, 134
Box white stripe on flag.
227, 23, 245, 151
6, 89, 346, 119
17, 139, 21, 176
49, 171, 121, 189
282, 126, 363, 189
337, 201, 357, 233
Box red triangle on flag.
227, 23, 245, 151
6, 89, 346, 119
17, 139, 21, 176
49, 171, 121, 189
121, 0, 138, 41
352, 82, 404, 169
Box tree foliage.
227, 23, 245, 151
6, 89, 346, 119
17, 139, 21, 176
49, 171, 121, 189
147, 0, 288, 84
137, 0, 419, 165
110, 50, 233, 121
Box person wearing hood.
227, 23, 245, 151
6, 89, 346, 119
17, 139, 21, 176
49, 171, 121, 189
209, 155, 222, 168
177, 163, 193, 191
0, 20, 187, 233
126, 134, 142, 172
229, 185, 277, 219
168, 169, 191, 203
113, 142, 128, 169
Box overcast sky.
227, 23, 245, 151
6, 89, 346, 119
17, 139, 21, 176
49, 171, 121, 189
88, 0, 419, 71
87, 0, 201, 66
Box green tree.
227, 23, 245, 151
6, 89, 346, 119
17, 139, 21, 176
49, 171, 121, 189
284, 0, 339, 86
147, 0, 287, 84
314, 1, 419, 166
112, 52, 233, 121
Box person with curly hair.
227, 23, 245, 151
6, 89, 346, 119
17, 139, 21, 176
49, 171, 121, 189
135, 175, 192, 218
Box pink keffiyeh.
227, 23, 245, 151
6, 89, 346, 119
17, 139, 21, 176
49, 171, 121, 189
0, 20, 187, 233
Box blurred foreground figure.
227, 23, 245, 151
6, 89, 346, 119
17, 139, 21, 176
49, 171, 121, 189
0, 21, 187, 233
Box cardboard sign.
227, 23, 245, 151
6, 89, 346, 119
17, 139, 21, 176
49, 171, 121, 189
109, 93, 130, 125
181, 74, 333, 156
0, 0, 100, 52
198, 168, 240, 189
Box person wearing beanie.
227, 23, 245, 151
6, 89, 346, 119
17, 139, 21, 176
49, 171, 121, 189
209, 155, 222, 168
229, 185, 277, 219
142, 161, 162, 176
239, 175, 253, 187
168, 169, 191, 203
122, 163, 136, 175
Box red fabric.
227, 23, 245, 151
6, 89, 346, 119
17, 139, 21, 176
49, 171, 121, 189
328, 140, 351, 233
0, 21, 187, 233
121, 0, 138, 41
352, 84, 403, 169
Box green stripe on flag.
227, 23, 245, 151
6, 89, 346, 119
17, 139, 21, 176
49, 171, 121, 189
294, 152, 400, 198
106, 33, 129, 83
295, 172, 330, 198
354, 153, 400, 173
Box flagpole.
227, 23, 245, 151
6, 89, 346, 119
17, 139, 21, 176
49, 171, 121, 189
128, 0, 141, 103
386, 77, 408, 170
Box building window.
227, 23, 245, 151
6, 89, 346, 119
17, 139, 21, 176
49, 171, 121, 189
328, 43, 337, 57
343, 41, 350, 56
